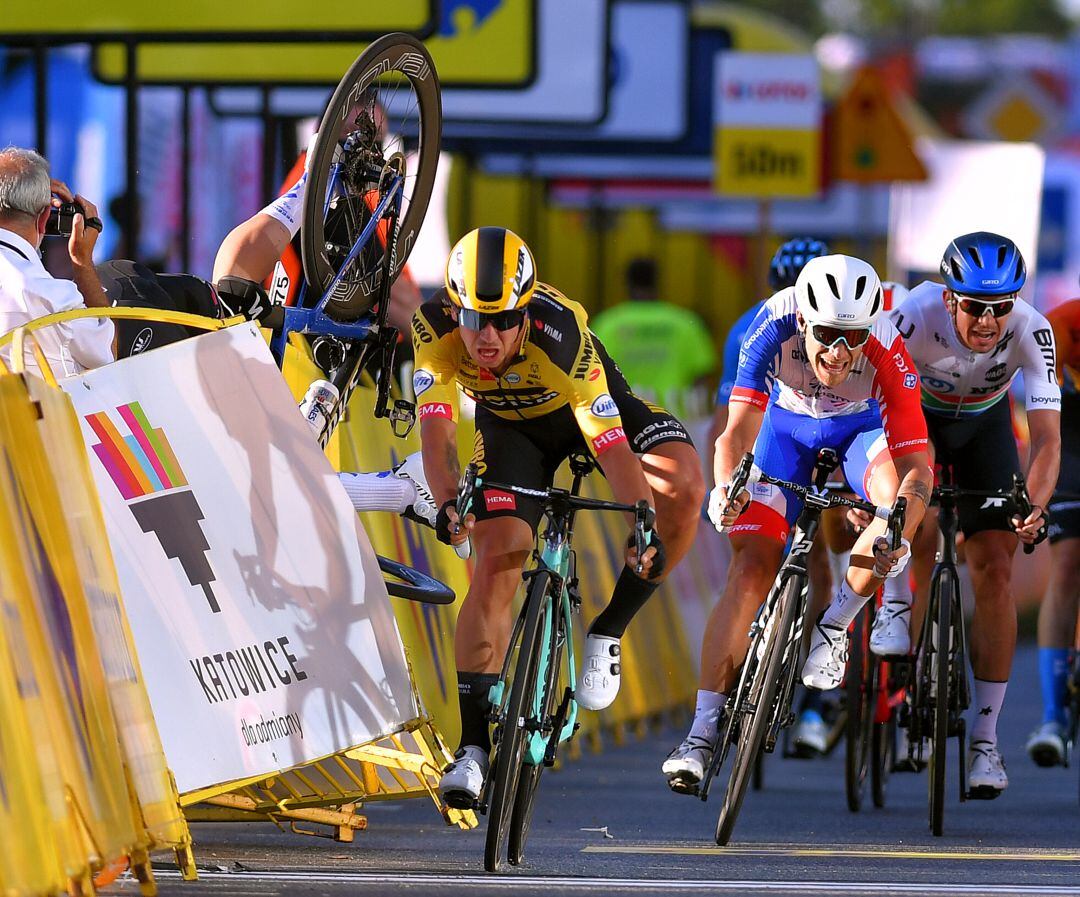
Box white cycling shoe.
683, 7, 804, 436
439, 745, 489, 810
870, 604, 911, 657
1025, 721, 1066, 768
393, 452, 437, 528
801, 619, 849, 690
662, 734, 715, 794
967, 739, 1008, 798
791, 710, 829, 757
576, 635, 621, 710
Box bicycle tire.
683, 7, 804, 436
508, 601, 566, 866
870, 656, 894, 809
715, 575, 801, 846
302, 32, 441, 321
484, 571, 549, 872
928, 571, 953, 837
845, 604, 874, 813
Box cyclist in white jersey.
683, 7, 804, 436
845, 232, 1060, 797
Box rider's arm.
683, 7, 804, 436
893, 450, 933, 539
1020, 311, 1062, 511
212, 214, 292, 284
596, 441, 655, 512
1026, 409, 1061, 511
411, 303, 463, 506
714, 400, 764, 490
420, 415, 460, 508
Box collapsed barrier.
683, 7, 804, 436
0, 310, 722, 891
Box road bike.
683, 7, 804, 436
697, 449, 906, 845
900, 471, 1044, 836
268, 32, 442, 447
455, 456, 654, 871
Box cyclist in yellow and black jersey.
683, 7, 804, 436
416, 227, 704, 809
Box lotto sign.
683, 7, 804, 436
713, 53, 822, 198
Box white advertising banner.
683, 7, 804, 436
61, 324, 416, 793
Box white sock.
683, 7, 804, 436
821, 578, 869, 631
260, 170, 307, 238
882, 573, 913, 613
689, 689, 726, 742
971, 678, 1008, 744
338, 471, 416, 514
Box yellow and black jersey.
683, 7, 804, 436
410, 283, 629, 455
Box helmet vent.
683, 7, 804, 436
855, 275, 867, 300
475, 227, 508, 301
965, 246, 982, 267
949, 258, 963, 282
825, 273, 841, 300
869, 287, 881, 317
997, 245, 1008, 267
806, 283, 819, 311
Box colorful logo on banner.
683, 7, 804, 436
85, 403, 221, 614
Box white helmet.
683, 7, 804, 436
794, 255, 884, 328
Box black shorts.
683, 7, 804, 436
1049, 392, 1080, 544
98, 260, 221, 358
924, 397, 1020, 537
469, 355, 694, 530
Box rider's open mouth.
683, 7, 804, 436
819, 357, 847, 374
477, 346, 500, 362
971, 327, 996, 340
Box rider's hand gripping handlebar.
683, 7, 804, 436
632, 500, 656, 576
1011, 473, 1047, 556
723, 452, 756, 520
452, 463, 479, 560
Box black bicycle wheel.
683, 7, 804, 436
484, 572, 549, 872
928, 572, 953, 837
870, 656, 894, 809
302, 33, 441, 320
715, 576, 802, 846
508, 602, 565, 866
845, 604, 874, 813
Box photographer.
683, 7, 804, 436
0, 146, 115, 378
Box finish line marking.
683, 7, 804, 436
581, 845, 1080, 863
150, 869, 1080, 895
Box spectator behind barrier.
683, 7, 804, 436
589, 257, 717, 418
0, 146, 115, 378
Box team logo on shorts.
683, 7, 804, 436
413, 369, 435, 395
131, 327, 154, 355
484, 489, 517, 511
590, 393, 619, 418
903, 372, 917, 389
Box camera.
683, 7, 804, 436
45, 201, 82, 237
44, 200, 102, 237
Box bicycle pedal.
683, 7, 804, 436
965, 786, 1003, 801
442, 791, 482, 812
665, 775, 701, 797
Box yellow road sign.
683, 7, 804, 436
0, 0, 435, 38
713, 126, 820, 197
92, 0, 535, 86
834, 66, 927, 183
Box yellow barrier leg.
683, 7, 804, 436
129, 845, 157, 897
175, 841, 199, 881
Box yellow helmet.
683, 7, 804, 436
445, 227, 536, 313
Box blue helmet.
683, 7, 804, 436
939, 231, 1026, 297
769, 238, 829, 291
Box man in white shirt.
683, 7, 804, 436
0, 146, 115, 378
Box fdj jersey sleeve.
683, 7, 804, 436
730, 297, 795, 410
863, 328, 929, 457
558, 328, 628, 456
411, 305, 461, 422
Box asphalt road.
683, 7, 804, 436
133, 643, 1079, 896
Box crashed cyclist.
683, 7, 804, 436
412, 227, 705, 809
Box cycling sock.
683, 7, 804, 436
1038, 647, 1071, 726
456, 671, 499, 753
689, 689, 726, 742
882, 572, 913, 612
820, 579, 867, 631
970, 678, 1008, 744
260, 170, 307, 238
588, 565, 659, 639
338, 471, 416, 514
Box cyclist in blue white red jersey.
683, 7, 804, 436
863, 232, 1060, 796
663, 255, 933, 790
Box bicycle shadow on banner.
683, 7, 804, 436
192, 332, 413, 752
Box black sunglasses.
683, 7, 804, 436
809, 323, 872, 349
955, 295, 1016, 319
457, 308, 527, 332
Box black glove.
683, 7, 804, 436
215, 275, 274, 323
627, 528, 666, 580
435, 499, 459, 546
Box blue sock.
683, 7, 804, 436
1038, 647, 1070, 727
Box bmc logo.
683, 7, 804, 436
592, 427, 627, 454
484, 490, 517, 511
